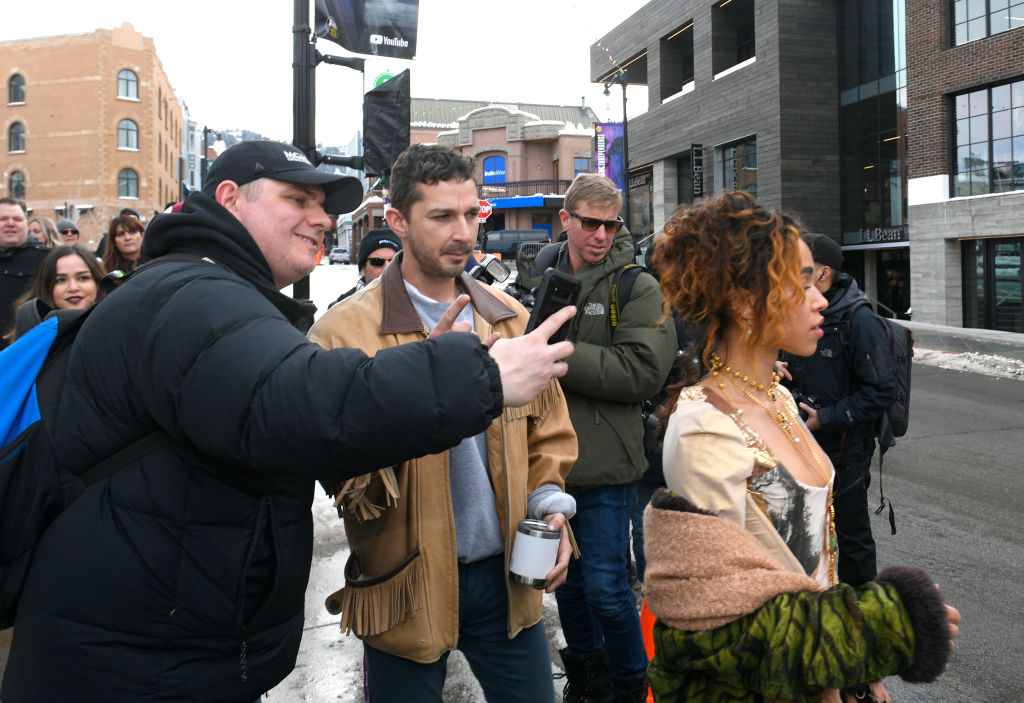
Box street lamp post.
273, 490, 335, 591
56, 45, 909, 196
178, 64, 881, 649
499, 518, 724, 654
200, 126, 219, 191
605, 74, 630, 233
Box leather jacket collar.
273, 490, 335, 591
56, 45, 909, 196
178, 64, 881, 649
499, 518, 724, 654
378, 251, 519, 334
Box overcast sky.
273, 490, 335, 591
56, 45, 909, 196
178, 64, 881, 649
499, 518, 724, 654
3, 0, 650, 146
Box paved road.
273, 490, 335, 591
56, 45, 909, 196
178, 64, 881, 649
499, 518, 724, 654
869, 363, 1024, 702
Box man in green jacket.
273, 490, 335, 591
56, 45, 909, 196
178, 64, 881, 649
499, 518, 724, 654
533, 175, 677, 702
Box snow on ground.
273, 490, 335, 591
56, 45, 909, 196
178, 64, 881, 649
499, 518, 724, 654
913, 348, 1024, 381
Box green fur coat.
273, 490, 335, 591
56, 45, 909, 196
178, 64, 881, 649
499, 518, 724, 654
644, 491, 953, 703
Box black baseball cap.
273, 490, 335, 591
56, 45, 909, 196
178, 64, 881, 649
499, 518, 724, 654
358, 228, 402, 269
203, 140, 363, 215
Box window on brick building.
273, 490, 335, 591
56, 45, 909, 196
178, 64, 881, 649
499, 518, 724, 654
8, 122, 25, 152
952, 0, 1024, 44
712, 0, 755, 76
574, 157, 590, 177
954, 79, 1024, 196
719, 137, 757, 196
9, 171, 25, 200
119, 168, 139, 198
9, 74, 25, 104
118, 70, 138, 99
118, 119, 139, 150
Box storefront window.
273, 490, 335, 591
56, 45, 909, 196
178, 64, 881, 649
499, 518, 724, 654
963, 237, 1023, 332
720, 137, 757, 195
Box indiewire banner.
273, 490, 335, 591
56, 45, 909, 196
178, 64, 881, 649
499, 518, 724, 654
594, 122, 625, 193
315, 0, 420, 60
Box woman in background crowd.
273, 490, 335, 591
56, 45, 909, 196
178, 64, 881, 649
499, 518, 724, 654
103, 214, 145, 274
643, 191, 959, 703
5, 244, 106, 342
27, 216, 62, 248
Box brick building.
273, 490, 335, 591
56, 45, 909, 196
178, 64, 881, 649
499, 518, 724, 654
906, 0, 1024, 331
413, 98, 599, 238
2, 22, 182, 248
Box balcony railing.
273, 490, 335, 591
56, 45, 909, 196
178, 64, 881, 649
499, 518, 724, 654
478, 180, 573, 198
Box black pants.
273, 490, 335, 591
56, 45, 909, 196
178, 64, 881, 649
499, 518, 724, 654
833, 462, 877, 588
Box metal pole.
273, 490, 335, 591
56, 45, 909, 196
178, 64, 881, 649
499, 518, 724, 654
292, 0, 315, 299
620, 77, 630, 235
201, 126, 209, 190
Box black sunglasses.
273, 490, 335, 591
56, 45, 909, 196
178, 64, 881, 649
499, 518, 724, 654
60, 228, 79, 235
366, 257, 393, 268
569, 211, 623, 234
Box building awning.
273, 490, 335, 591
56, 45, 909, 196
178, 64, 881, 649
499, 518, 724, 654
490, 195, 565, 210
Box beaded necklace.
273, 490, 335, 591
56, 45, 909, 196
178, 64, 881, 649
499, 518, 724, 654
710, 353, 838, 585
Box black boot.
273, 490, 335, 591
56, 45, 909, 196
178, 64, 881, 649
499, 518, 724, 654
558, 647, 613, 703
612, 670, 649, 703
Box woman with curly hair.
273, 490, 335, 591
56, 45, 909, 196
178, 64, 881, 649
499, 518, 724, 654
103, 213, 145, 273
643, 191, 960, 703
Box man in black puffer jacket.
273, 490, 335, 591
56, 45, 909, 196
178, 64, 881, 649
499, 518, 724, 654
1, 141, 574, 702
780, 233, 897, 589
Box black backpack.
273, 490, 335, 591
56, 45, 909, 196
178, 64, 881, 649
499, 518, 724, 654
840, 300, 914, 535
841, 300, 914, 446
0, 254, 210, 628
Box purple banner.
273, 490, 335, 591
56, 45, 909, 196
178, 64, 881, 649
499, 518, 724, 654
594, 122, 625, 193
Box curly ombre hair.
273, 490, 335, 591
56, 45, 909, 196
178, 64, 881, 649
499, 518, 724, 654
653, 191, 806, 373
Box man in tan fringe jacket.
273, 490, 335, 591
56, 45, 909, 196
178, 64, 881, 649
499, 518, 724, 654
308, 144, 579, 703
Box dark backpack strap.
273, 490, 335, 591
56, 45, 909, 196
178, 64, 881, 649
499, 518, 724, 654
609, 264, 645, 330
80, 430, 168, 486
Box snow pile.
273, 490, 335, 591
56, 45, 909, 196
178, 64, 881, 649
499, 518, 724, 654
914, 348, 1024, 381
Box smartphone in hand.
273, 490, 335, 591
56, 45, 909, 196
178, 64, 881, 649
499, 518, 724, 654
525, 269, 581, 343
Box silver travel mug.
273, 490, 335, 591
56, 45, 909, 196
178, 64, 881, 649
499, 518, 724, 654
509, 519, 560, 588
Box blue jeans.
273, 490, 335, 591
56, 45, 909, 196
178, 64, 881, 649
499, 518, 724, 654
364, 554, 554, 702
630, 481, 659, 580
555, 484, 647, 676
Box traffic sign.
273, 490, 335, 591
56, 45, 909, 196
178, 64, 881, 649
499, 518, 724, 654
477, 199, 492, 223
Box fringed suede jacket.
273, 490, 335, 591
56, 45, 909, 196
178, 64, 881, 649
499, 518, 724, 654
643, 491, 953, 702
308, 254, 579, 663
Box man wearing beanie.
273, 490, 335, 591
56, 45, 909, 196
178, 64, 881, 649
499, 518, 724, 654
330, 228, 402, 306
780, 232, 898, 589
55, 218, 80, 245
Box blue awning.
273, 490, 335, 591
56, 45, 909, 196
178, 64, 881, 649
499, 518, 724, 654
491, 196, 544, 209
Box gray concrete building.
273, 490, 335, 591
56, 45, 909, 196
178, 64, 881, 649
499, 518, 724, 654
592, 0, 915, 319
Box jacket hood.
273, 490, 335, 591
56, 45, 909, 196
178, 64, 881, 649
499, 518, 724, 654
824, 272, 869, 322
143, 191, 315, 323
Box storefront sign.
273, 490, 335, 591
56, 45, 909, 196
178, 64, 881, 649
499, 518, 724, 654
856, 226, 908, 244
692, 144, 704, 198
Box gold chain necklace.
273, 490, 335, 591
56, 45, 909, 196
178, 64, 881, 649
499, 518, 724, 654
710, 353, 838, 585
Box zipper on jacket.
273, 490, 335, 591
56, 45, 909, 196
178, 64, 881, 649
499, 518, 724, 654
239, 630, 248, 683
236, 497, 271, 683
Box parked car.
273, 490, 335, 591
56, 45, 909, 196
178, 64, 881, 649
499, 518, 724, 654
329, 247, 349, 265
481, 229, 550, 259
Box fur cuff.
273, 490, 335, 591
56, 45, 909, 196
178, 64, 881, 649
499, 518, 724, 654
876, 566, 952, 682
649, 488, 717, 516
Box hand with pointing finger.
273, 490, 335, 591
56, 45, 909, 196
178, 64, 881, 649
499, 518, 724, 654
490, 305, 576, 407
